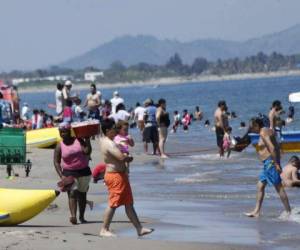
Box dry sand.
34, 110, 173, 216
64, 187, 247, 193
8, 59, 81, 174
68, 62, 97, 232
0, 140, 257, 250
17, 69, 300, 94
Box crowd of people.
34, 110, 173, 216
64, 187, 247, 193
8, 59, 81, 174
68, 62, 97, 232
212, 98, 300, 218
2, 79, 300, 235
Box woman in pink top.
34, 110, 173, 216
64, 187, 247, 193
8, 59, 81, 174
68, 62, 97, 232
54, 122, 92, 225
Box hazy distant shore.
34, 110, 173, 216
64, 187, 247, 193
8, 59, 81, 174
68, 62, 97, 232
18, 69, 300, 94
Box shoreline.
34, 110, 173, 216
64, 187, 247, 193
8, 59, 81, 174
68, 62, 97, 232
0, 139, 257, 250
18, 69, 300, 94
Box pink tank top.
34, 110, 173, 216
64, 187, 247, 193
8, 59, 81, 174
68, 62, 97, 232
60, 139, 89, 171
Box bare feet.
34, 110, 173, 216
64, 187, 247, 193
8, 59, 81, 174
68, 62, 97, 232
99, 229, 117, 237
244, 211, 260, 218
160, 154, 169, 159
87, 200, 94, 210
138, 227, 154, 236
69, 217, 77, 225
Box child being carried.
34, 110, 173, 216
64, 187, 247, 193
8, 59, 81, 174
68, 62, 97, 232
114, 120, 135, 173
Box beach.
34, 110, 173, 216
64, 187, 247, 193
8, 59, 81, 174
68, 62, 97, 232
2, 76, 300, 249
17, 69, 300, 94
0, 138, 257, 250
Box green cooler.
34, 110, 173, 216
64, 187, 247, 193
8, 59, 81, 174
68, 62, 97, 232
0, 127, 31, 176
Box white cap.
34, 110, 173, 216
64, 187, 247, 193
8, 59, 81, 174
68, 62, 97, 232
65, 80, 72, 86
113, 91, 119, 96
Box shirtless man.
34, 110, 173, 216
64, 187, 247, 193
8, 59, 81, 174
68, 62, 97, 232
214, 100, 229, 157
269, 100, 283, 131
281, 156, 300, 187
99, 119, 154, 237
245, 118, 291, 218
84, 84, 101, 120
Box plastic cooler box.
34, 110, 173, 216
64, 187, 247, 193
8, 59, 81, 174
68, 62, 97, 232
0, 127, 26, 164
71, 121, 100, 138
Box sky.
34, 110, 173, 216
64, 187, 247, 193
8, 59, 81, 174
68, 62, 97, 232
1, 0, 300, 71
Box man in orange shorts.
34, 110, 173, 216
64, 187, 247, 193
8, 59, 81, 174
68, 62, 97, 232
99, 119, 154, 237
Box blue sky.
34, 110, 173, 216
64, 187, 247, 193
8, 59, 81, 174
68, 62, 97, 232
1, 0, 300, 71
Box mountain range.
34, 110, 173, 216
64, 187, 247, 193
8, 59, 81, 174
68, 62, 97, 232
61, 24, 300, 69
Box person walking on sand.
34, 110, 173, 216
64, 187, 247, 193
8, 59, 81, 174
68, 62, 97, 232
55, 82, 64, 116
54, 122, 92, 224
214, 100, 229, 157
62, 80, 73, 106
99, 119, 154, 237
156, 98, 170, 158
245, 118, 291, 218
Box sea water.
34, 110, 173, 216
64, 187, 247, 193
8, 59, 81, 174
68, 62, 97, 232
21, 76, 300, 248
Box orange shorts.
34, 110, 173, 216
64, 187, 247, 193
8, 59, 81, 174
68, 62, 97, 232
104, 172, 133, 208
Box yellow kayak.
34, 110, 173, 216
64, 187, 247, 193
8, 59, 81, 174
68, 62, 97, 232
0, 188, 59, 226
26, 127, 61, 148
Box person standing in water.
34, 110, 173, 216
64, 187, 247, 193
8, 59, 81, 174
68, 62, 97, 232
84, 83, 101, 120
214, 100, 229, 157
156, 98, 170, 158
143, 98, 159, 155
245, 118, 291, 218
194, 106, 203, 121
269, 100, 283, 141
99, 119, 154, 237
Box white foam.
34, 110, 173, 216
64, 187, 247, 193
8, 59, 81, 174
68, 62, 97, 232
279, 207, 300, 223
190, 154, 222, 161
174, 171, 221, 184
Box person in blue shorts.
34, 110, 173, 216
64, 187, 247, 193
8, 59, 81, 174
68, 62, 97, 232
245, 117, 291, 218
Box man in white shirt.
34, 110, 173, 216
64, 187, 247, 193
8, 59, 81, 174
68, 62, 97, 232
21, 103, 30, 121
110, 91, 124, 114
55, 83, 63, 115
134, 102, 145, 132
109, 103, 130, 123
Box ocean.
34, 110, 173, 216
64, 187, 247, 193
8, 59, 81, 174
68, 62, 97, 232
20, 76, 300, 248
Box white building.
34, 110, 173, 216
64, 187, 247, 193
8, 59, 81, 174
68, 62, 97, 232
12, 75, 72, 85
84, 72, 104, 82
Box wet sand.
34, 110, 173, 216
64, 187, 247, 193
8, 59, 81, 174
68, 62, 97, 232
0, 138, 258, 250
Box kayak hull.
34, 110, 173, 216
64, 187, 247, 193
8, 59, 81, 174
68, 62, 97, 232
249, 131, 300, 153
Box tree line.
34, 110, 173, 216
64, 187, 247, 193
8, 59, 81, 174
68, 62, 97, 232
1, 51, 299, 85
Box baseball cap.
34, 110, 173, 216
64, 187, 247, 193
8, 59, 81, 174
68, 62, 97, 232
113, 91, 119, 96
65, 80, 72, 86
143, 98, 153, 105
